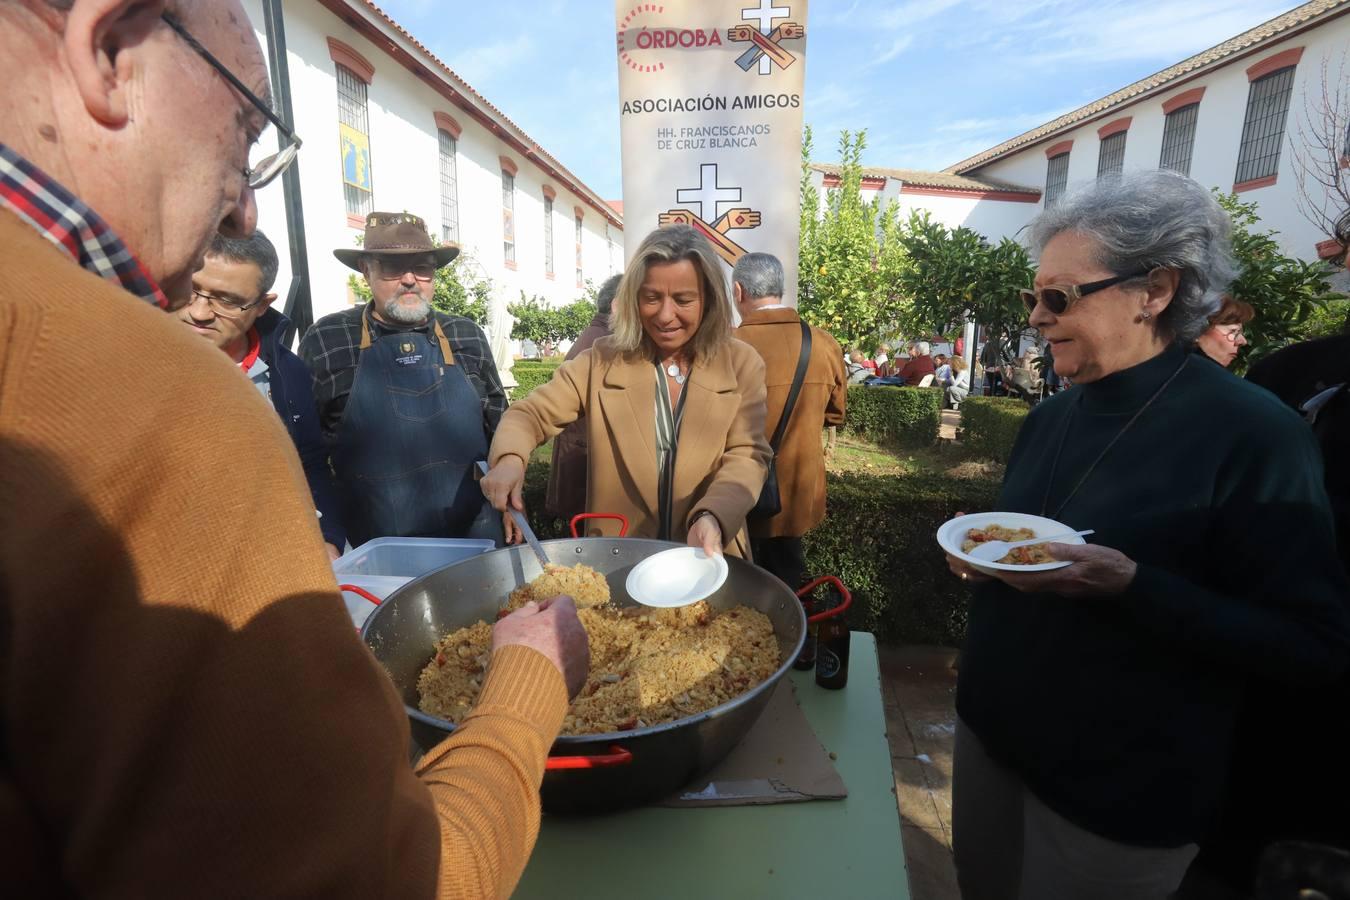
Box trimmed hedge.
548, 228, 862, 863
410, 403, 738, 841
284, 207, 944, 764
841, 385, 942, 448
803, 471, 998, 645
507, 359, 564, 402
960, 396, 1029, 463
522, 456, 999, 646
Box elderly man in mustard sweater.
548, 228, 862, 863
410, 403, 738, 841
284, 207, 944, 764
0, 3, 587, 898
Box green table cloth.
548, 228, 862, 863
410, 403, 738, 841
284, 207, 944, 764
515, 632, 909, 899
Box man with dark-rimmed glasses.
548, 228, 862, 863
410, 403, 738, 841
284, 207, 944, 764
0, 3, 585, 897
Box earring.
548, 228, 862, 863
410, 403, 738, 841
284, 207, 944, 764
1138, 311, 1152, 322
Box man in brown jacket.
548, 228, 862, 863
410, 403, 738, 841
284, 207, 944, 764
545, 273, 620, 522
0, 2, 586, 897
732, 253, 847, 588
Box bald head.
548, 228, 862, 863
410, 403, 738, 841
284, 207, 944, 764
0, 0, 267, 305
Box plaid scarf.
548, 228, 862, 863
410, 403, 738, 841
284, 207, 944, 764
0, 142, 168, 309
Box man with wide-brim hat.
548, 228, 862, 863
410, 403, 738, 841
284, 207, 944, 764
300, 211, 507, 546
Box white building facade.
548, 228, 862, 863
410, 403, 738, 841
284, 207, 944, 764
811, 0, 1350, 277
239, 0, 623, 340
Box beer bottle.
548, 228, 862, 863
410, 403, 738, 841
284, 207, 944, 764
815, 586, 850, 690
793, 583, 817, 670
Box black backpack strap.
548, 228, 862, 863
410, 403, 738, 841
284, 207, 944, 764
769, 321, 812, 452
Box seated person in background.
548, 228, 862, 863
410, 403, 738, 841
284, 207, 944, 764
861, 350, 878, 373
934, 353, 951, 385
898, 341, 937, 386
1194, 296, 1253, 369
179, 231, 346, 558
945, 356, 970, 409
846, 350, 873, 384
873, 343, 891, 377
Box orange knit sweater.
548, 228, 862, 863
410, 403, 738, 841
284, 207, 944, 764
0, 210, 567, 898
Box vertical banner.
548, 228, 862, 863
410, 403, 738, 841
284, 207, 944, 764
615, 1, 808, 306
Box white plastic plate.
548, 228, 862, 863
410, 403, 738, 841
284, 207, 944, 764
936, 511, 1087, 576
625, 547, 729, 608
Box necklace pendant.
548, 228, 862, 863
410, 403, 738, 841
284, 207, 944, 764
666, 363, 680, 378
675, 373, 685, 385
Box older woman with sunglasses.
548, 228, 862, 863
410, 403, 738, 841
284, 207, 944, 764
946, 171, 1350, 900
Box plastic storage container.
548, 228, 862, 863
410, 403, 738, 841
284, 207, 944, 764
334, 537, 495, 627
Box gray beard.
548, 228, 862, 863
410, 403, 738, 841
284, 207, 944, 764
380, 294, 432, 325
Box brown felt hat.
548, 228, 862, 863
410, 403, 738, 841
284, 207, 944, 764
333, 211, 460, 271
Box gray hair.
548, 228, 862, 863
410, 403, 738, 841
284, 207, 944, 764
915, 341, 931, 356
207, 229, 280, 296
595, 274, 621, 316
1026, 170, 1237, 343
731, 252, 784, 300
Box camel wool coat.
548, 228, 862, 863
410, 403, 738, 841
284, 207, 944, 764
734, 308, 848, 538
490, 336, 771, 557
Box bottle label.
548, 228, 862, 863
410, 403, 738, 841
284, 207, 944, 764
817, 647, 841, 678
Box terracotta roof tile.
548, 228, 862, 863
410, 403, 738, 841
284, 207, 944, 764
945, 0, 1350, 174
810, 163, 1041, 195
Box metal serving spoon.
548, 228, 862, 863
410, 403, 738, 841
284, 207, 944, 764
967, 529, 1095, 563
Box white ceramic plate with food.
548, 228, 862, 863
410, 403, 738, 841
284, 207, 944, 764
625, 547, 729, 608
936, 512, 1087, 575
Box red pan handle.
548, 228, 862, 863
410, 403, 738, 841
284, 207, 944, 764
569, 513, 630, 538
339, 584, 383, 607
544, 744, 634, 770
797, 576, 852, 624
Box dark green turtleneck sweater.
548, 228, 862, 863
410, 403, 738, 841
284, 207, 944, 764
957, 343, 1350, 848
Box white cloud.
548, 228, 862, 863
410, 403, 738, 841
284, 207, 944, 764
871, 34, 915, 66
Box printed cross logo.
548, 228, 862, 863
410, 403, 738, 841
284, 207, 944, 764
728, 0, 805, 75
659, 163, 761, 266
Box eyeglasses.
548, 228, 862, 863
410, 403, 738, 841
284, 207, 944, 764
1217, 323, 1245, 342
1019, 268, 1155, 316
370, 259, 438, 282
160, 13, 302, 190
189, 287, 265, 317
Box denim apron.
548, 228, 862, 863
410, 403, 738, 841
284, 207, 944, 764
332, 306, 498, 546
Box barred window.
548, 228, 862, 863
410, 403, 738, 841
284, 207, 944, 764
544, 197, 554, 277
502, 171, 515, 265
1044, 153, 1070, 208
1159, 103, 1199, 175
1097, 132, 1126, 178
438, 130, 459, 244
575, 215, 584, 288
336, 64, 373, 218
1235, 66, 1296, 184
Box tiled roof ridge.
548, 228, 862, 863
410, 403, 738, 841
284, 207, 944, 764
346, 0, 622, 224
809, 162, 1042, 195
943, 0, 1349, 174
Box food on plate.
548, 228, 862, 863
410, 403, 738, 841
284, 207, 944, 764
961, 524, 1057, 565
417, 564, 780, 735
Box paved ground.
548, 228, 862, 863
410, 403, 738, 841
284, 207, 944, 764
879, 644, 961, 900
939, 408, 960, 442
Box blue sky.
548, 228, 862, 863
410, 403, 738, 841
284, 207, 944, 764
375, 0, 1297, 199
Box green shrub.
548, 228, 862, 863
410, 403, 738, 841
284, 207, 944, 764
841, 385, 941, 448
960, 396, 1029, 463
521, 456, 1000, 646
508, 360, 565, 402
803, 471, 998, 645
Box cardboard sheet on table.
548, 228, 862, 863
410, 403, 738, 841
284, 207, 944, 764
659, 678, 846, 807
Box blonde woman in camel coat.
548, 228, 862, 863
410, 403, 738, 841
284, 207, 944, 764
481, 225, 770, 558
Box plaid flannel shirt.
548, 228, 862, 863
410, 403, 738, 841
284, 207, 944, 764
299, 304, 507, 442
0, 143, 169, 309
